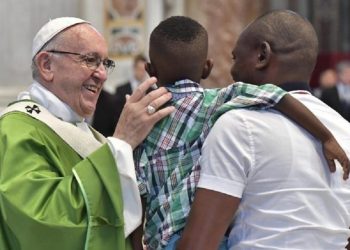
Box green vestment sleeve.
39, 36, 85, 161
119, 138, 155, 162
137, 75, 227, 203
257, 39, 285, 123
0, 112, 131, 250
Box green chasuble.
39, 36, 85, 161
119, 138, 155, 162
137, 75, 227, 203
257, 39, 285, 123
0, 110, 132, 249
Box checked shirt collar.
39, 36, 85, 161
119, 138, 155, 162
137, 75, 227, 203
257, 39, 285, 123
165, 79, 204, 102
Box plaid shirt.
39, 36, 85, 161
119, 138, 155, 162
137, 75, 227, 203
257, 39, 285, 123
134, 79, 286, 249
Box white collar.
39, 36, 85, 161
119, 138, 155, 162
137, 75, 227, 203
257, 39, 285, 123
17, 81, 84, 124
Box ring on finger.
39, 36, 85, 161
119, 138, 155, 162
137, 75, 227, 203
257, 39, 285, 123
147, 105, 156, 115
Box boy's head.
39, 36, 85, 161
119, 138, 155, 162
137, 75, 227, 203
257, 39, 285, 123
231, 10, 318, 86
147, 16, 213, 86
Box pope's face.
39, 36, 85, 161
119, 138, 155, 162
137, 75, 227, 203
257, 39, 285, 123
49, 24, 108, 117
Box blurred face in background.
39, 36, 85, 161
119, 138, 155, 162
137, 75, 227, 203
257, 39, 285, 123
339, 66, 350, 85
134, 59, 147, 82
319, 69, 337, 88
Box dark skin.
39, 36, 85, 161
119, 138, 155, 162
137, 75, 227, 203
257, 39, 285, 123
130, 48, 214, 250
145, 40, 214, 87
132, 15, 350, 249
177, 11, 350, 250
147, 39, 349, 178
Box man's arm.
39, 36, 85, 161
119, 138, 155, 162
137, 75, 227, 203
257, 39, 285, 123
177, 108, 252, 250
274, 94, 350, 180
177, 189, 239, 250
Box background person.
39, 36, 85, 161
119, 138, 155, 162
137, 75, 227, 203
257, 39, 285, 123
312, 68, 337, 98
92, 54, 148, 137
321, 60, 350, 122
115, 54, 148, 122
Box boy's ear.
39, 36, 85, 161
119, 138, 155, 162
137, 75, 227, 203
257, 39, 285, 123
35, 52, 54, 82
201, 59, 214, 79
145, 62, 157, 77
256, 41, 271, 70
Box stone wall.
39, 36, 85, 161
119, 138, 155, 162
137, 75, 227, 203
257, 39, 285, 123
185, 0, 268, 88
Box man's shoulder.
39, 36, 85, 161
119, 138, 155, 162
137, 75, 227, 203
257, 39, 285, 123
1, 110, 42, 127
213, 106, 280, 133
0, 110, 84, 157
0, 111, 59, 141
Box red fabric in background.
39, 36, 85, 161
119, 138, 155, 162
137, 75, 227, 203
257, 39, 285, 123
310, 53, 350, 88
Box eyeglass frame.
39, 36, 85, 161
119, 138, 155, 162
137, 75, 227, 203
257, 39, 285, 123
45, 50, 115, 73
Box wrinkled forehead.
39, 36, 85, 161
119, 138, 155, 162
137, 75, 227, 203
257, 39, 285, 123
61, 24, 101, 42
59, 24, 107, 52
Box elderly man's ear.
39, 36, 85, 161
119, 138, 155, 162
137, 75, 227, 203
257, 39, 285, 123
36, 52, 54, 82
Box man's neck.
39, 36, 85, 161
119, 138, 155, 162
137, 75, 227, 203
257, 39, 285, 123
278, 82, 311, 92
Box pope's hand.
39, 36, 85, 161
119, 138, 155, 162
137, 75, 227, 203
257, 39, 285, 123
113, 77, 175, 149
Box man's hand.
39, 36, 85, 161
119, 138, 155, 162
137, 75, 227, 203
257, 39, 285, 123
323, 137, 350, 180
114, 77, 175, 149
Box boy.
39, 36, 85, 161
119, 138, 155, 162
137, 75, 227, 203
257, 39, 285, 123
133, 16, 348, 250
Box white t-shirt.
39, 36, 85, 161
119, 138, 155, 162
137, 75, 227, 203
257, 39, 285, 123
198, 91, 350, 249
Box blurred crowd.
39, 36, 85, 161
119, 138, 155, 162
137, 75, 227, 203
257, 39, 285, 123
313, 60, 350, 122
313, 60, 350, 121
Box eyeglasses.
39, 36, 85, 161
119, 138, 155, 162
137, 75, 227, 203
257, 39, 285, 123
46, 50, 115, 73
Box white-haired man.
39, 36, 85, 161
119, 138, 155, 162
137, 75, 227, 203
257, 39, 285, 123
0, 17, 173, 250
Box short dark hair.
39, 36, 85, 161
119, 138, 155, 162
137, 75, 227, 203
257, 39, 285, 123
250, 10, 319, 75
151, 16, 207, 44
149, 16, 208, 83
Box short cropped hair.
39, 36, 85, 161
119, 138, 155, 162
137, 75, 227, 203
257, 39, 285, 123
151, 16, 207, 44
149, 16, 208, 80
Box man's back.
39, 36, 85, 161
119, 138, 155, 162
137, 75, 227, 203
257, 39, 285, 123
200, 91, 350, 249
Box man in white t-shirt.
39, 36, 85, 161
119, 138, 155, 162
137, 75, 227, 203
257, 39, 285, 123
177, 10, 350, 250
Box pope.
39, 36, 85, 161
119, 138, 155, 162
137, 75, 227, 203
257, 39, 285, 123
0, 17, 174, 250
